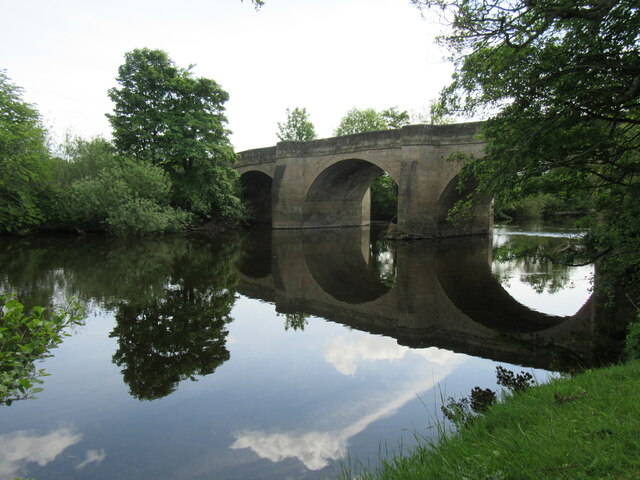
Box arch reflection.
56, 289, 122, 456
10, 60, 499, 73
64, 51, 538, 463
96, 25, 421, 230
235, 227, 613, 370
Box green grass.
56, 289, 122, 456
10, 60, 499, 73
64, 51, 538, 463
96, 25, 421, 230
340, 361, 640, 479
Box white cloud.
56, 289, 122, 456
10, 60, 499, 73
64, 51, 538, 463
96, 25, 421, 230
0, 428, 82, 479
75, 449, 106, 470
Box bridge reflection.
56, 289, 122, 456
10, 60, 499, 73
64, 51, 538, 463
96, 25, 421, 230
236, 228, 618, 371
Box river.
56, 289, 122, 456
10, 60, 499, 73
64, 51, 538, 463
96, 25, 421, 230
0, 223, 608, 479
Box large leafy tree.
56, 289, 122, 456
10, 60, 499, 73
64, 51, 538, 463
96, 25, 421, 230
276, 107, 317, 141
413, 0, 640, 292
0, 71, 50, 233
107, 48, 242, 221
333, 107, 411, 136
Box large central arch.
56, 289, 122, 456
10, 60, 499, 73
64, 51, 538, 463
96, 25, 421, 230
303, 159, 397, 228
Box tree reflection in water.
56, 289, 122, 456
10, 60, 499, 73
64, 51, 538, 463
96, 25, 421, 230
108, 236, 241, 400
492, 228, 589, 294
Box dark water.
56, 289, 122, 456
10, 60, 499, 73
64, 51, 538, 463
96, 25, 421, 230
0, 225, 616, 479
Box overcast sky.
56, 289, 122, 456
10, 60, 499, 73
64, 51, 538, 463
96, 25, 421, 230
2, 0, 453, 151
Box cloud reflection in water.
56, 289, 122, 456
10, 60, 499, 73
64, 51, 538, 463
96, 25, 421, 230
231, 335, 467, 470
0, 428, 82, 479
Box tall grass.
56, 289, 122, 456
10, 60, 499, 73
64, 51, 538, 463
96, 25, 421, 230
336, 360, 640, 479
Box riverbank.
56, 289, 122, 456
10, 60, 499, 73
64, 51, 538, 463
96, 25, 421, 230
343, 359, 640, 479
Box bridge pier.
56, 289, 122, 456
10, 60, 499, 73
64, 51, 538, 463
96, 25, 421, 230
237, 122, 491, 237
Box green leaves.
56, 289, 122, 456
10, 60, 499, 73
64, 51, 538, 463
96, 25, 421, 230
412, 0, 640, 296
107, 48, 243, 222
276, 107, 317, 142
0, 71, 51, 233
47, 138, 191, 236
0, 294, 86, 406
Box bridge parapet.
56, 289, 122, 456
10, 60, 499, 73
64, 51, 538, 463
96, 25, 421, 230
236, 146, 277, 167
237, 122, 484, 166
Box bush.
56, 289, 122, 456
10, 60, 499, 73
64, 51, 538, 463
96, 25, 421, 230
624, 311, 640, 361
0, 294, 85, 405
47, 138, 191, 235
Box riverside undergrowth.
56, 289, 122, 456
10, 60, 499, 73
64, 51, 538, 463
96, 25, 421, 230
336, 358, 640, 480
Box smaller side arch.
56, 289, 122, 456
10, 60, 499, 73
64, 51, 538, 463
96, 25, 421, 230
436, 175, 493, 236
240, 171, 273, 223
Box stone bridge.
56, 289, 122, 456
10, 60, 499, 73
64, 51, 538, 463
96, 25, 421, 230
236, 228, 626, 371
236, 122, 491, 237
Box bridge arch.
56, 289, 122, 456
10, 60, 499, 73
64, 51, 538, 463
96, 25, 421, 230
303, 158, 398, 228
240, 171, 272, 223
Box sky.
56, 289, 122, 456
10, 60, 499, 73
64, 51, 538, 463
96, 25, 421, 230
2, 0, 453, 152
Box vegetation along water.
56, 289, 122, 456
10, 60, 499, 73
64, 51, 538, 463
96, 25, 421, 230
2, 0, 640, 478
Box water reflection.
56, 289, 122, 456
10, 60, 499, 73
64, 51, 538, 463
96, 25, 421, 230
230, 342, 465, 470
0, 225, 629, 480
236, 228, 621, 370
0, 234, 242, 401
109, 238, 240, 400
0, 428, 82, 478
0, 225, 622, 405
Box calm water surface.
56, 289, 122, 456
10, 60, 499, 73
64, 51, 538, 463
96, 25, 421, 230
0, 225, 602, 479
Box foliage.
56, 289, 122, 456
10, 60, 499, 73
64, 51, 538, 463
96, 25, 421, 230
370, 174, 398, 221
243, 0, 264, 8
0, 294, 85, 406
492, 234, 580, 295
282, 312, 309, 332
469, 386, 497, 413
276, 107, 317, 141
496, 192, 590, 221
107, 48, 243, 221
0, 71, 51, 233
412, 0, 640, 297
624, 311, 640, 361
46, 137, 190, 236
380, 107, 411, 130
441, 366, 529, 428
495, 365, 534, 393
333, 107, 409, 136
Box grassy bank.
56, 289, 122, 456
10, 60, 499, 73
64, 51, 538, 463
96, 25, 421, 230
343, 360, 640, 479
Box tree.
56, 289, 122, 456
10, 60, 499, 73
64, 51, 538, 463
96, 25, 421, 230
413, 0, 640, 293
380, 107, 411, 130
0, 71, 51, 233
333, 108, 389, 136
333, 107, 411, 136
276, 107, 317, 141
107, 48, 243, 221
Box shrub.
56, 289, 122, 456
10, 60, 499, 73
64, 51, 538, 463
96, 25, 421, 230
47, 138, 191, 235
0, 294, 85, 405
624, 311, 640, 361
